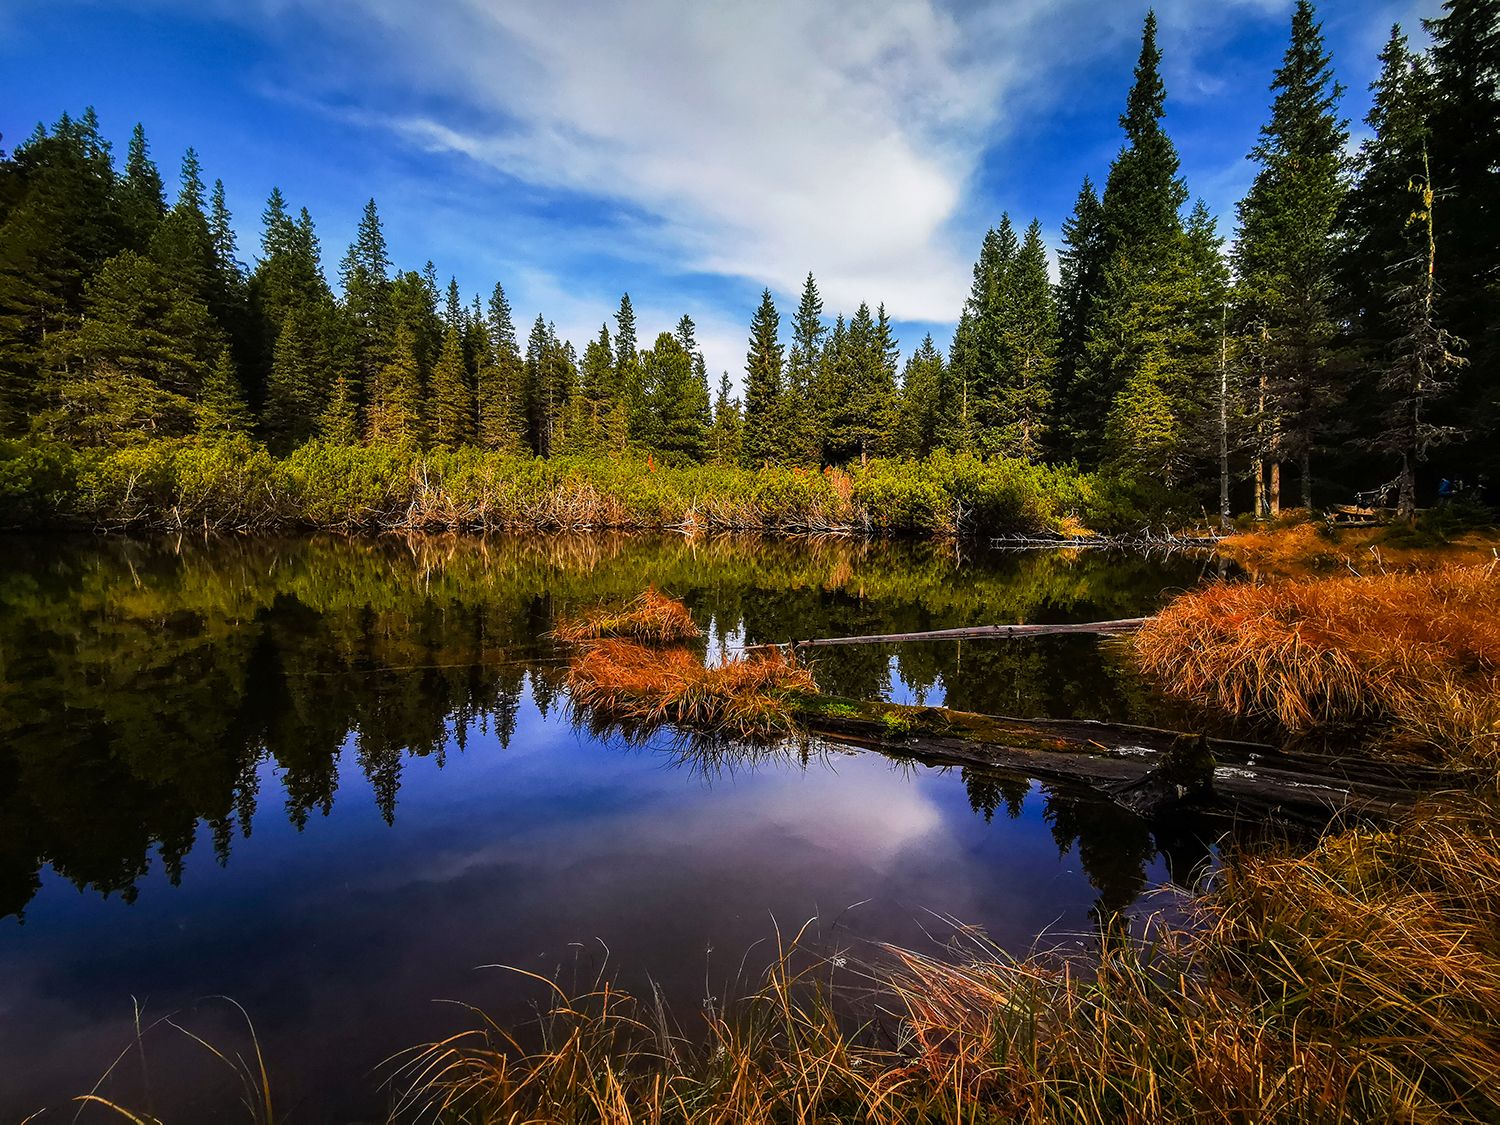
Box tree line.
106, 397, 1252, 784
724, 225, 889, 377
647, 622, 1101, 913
1, 0, 1496, 515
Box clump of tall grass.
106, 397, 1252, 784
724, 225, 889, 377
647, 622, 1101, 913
567, 640, 816, 736
1133, 564, 1500, 764
552, 588, 703, 643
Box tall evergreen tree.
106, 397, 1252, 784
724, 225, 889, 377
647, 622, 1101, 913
318, 375, 360, 445
338, 199, 391, 388
709, 372, 744, 465
894, 335, 958, 457
148, 149, 215, 305
198, 347, 252, 438
370, 324, 425, 445
430, 325, 475, 446
784, 273, 825, 465
120, 123, 165, 249
613, 294, 646, 444
1423, 0, 1500, 457
1053, 177, 1106, 456
264, 303, 330, 450
479, 283, 526, 452
643, 331, 708, 460
524, 317, 574, 456
1073, 13, 1190, 467
993, 221, 1058, 461
743, 288, 784, 463
1234, 0, 1348, 510
576, 322, 616, 454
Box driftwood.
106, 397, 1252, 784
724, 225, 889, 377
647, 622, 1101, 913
787, 618, 1148, 650
798, 702, 1454, 827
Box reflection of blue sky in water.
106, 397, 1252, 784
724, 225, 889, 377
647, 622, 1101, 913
0, 690, 1161, 1121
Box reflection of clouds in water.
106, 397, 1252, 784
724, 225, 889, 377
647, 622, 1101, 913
395, 747, 948, 890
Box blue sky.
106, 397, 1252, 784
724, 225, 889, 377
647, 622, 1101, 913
0, 0, 1438, 385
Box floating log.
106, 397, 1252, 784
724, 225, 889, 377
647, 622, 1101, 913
788, 618, 1149, 650
795, 700, 1456, 827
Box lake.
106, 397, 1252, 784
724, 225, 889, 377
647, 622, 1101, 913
0, 533, 1217, 1122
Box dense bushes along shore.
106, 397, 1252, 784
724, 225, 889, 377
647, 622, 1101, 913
0, 438, 1169, 535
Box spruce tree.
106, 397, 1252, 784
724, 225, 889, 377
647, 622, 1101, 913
613, 294, 646, 443
743, 288, 784, 463
894, 335, 956, 457
430, 325, 475, 446
148, 149, 216, 305
264, 303, 330, 450
338, 198, 391, 387
1370, 154, 1467, 515
1423, 0, 1500, 449
120, 123, 166, 249
1234, 0, 1348, 510
709, 372, 744, 465
198, 347, 252, 438
643, 331, 708, 460
577, 323, 615, 453
993, 221, 1057, 461
479, 283, 526, 451
524, 318, 575, 456
1053, 177, 1106, 456
43, 250, 215, 444
372, 324, 425, 445
318, 375, 360, 445
1073, 13, 1189, 468
783, 273, 825, 464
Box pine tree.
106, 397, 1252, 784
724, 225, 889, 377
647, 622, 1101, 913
894, 335, 958, 457
577, 322, 616, 454
1339, 26, 1435, 349
1073, 13, 1190, 468
1235, 0, 1348, 510
198, 348, 252, 438
0, 110, 130, 430
444, 278, 465, 332
953, 221, 1020, 452
1423, 0, 1500, 451
1370, 153, 1467, 515
743, 288, 784, 463
430, 325, 475, 446
613, 294, 646, 443
148, 149, 215, 304
848, 303, 898, 463
783, 273, 825, 465
643, 331, 708, 460
478, 283, 526, 451
264, 303, 330, 450
709, 372, 744, 465
992, 221, 1057, 461
120, 123, 166, 249
524, 318, 575, 456
43, 250, 215, 444
318, 375, 360, 445
338, 198, 391, 386
372, 324, 425, 445
1053, 177, 1106, 456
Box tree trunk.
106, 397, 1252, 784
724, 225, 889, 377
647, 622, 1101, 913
1270, 461, 1281, 515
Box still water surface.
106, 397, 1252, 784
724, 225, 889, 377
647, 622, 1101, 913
0, 534, 1214, 1121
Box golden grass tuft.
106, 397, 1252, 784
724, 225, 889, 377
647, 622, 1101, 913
568, 639, 817, 736
552, 588, 703, 644
1133, 564, 1500, 762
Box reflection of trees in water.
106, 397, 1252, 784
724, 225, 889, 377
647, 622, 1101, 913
960, 766, 1217, 924
0, 535, 1200, 919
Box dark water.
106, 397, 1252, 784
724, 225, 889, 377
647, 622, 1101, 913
0, 534, 1215, 1122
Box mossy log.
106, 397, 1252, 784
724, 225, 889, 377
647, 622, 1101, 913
794, 697, 1454, 827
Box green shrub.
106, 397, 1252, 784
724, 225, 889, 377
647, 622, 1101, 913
0, 440, 83, 524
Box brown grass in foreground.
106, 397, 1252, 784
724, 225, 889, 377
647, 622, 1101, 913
567, 639, 817, 736
391, 795, 1500, 1124
1133, 564, 1500, 762
553, 588, 703, 643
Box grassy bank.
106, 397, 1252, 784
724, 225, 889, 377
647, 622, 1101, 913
0, 437, 1171, 535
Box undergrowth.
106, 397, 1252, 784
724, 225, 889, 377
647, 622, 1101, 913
552, 588, 703, 643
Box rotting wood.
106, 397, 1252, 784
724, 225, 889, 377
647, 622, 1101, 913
781, 618, 1149, 651
794, 702, 1455, 827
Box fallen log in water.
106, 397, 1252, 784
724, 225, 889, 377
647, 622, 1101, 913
784, 618, 1149, 651
795, 699, 1456, 826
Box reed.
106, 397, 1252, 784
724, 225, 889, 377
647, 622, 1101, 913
567, 639, 817, 737
1132, 564, 1500, 764
552, 588, 703, 643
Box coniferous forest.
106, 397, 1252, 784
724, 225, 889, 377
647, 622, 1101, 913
2, 1, 1498, 530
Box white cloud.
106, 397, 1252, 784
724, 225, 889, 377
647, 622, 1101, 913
218, 0, 1333, 335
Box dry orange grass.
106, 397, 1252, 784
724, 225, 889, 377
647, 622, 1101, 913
1133, 564, 1500, 762
552, 588, 703, 644
568, 639, 817, 735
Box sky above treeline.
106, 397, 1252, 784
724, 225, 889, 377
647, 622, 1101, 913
0, 0, 1440, 384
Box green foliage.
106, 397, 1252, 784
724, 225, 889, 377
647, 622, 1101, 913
743, 288, 783, 463
198, 348, 252, 438
0, 439, 81, 524
430, 325, 474, 446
